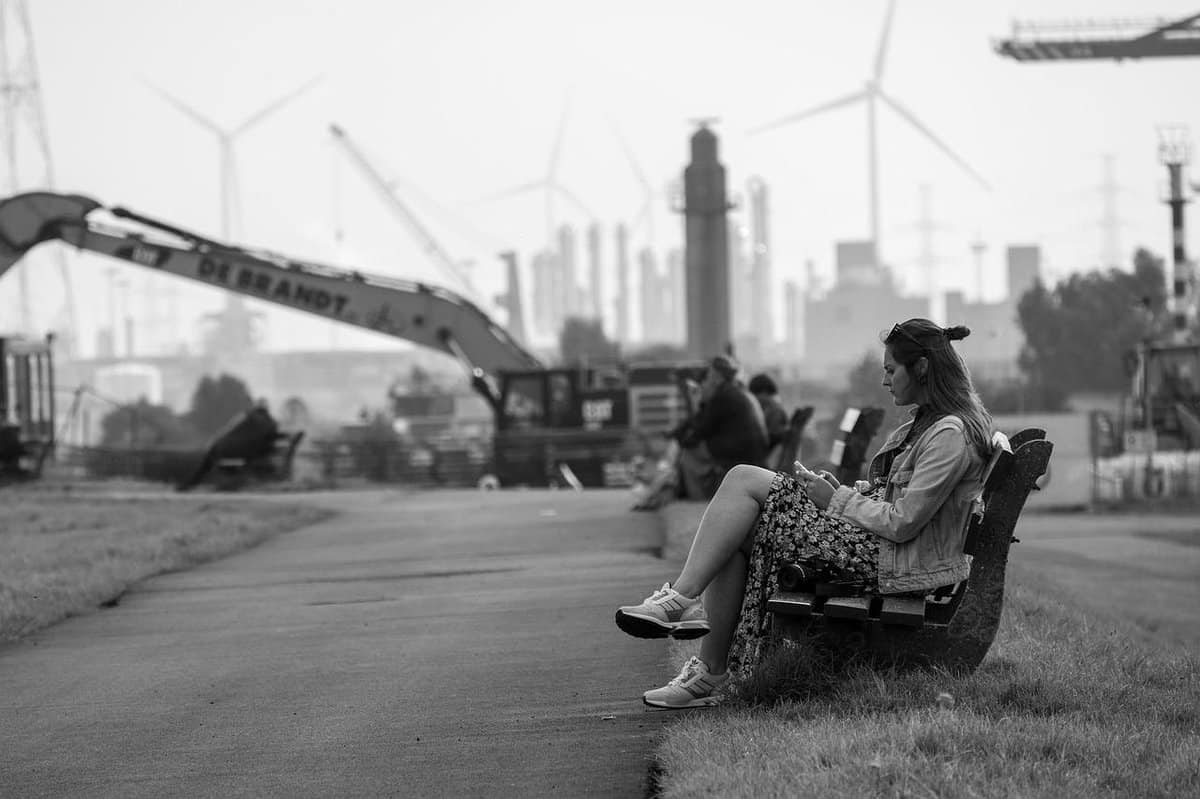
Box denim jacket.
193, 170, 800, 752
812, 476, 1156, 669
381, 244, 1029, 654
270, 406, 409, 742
825, 413, 984, 594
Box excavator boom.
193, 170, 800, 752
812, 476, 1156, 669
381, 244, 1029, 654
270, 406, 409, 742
0, 192, 541, 395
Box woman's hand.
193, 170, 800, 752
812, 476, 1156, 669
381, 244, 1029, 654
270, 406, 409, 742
817, 470, 840, 489
794, 462, 834, 510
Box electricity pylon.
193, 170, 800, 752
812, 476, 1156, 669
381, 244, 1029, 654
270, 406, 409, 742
0, 0, 77, 353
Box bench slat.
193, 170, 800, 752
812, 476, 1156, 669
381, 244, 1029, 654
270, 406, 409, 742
822, 596, 872, 620
879, 597, 926, 627
766, 591, 819, 617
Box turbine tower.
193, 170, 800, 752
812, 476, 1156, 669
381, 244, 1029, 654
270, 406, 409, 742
0, 0, 77, 353
749, 0, 988, 264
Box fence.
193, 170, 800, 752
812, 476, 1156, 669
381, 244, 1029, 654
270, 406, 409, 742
1093, 451, 1200, 504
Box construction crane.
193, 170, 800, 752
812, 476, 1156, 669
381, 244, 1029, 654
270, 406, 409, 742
329, 123, 480, 302
994, 12, 1200, 61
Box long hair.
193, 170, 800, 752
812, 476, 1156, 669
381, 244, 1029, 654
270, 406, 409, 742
883, 318, 993, 458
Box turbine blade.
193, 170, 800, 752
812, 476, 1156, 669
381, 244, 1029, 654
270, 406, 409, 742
144, 81, 224, 136
609, 120, 652, 192
553, 183, 597, 220
629, 197, 652, 236
547, 90, 573, 180
877, 91, 991, 191
233, 75, 324, 137
873, 0, 898, 85
747, 89, 867, 135
471, 180, 546, 205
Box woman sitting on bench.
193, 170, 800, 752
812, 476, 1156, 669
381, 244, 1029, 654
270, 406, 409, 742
614, 318, 994, 708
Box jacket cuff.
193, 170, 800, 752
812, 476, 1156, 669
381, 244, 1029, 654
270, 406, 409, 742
826, 485, 853, 518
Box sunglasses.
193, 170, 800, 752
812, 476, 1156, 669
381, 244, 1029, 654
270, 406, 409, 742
888, 323, 926, 350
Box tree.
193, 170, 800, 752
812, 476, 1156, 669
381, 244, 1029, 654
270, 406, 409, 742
99, 400, 197, 448
839, 350, 906, 433
559, 316, 620, 366
186, 373, 255, 438
1016, 248, 1167, 399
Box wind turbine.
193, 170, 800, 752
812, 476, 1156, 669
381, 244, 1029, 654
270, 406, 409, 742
147, 76, 323, 240
147, 76, 322, 352
749, 0, 988, 263
610, 121, 657, 247
477, 93, 598, 247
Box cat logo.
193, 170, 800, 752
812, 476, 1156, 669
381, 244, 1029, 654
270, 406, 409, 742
114, 243, 169, 269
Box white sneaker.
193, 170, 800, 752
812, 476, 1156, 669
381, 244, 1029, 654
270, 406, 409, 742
615, 582, 710, 640
643, 656, 728, 709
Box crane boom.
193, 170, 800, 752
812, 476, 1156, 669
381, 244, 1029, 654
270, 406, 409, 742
0, 192, 542, 398
329, 123, 478, 300
994, 13, 1200, 61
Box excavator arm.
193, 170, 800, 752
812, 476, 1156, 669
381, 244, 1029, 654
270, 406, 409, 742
0, 191, 542, 409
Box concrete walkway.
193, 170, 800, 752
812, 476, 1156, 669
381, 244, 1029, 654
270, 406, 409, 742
0, 488, 680, 798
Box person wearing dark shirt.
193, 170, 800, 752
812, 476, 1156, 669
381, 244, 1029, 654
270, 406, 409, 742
675, 355, 769, 499
748, 373, 789, 450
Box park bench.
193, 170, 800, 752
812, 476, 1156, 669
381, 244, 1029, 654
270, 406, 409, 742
213, 430, 305, 489
767, 405, 814, 472
766, 427, 1053, 673
177, 407, 305, 491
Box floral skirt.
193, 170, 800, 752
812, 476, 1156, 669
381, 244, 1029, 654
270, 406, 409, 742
726, 471, 882, 679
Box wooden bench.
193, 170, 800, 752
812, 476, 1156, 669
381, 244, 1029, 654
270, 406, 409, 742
213, 430, 305, 489
767, 405, 813, 472
767, 427, 1053, 673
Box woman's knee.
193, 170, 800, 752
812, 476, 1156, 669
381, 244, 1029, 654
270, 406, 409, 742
721, 463, 776, 503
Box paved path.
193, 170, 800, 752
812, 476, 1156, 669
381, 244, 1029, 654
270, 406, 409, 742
0, 488, 679, 798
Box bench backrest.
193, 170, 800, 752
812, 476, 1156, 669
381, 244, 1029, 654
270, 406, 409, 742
962, 431, 1051, 560
771, 405, 814, 471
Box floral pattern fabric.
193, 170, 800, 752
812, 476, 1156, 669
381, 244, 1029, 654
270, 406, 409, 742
726, 471, 883, 679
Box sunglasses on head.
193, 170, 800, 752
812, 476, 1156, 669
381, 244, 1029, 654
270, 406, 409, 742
889, 323, 925, 350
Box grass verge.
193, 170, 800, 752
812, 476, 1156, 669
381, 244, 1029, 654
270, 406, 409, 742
654, 564, 1200, 798
651, 503, 1199, 797
0, 483, 333, 641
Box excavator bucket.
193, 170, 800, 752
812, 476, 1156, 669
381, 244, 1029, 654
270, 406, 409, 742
0, 192, 101, 279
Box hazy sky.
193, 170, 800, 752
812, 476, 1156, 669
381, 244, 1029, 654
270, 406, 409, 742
4, 0, 1199, 357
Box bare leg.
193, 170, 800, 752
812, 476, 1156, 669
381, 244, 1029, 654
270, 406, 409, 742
697, 550, 747, 674
671, 465, 777, 674
672, 464, 776, 598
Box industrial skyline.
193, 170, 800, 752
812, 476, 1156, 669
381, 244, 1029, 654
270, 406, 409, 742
2, 0, 1197, 362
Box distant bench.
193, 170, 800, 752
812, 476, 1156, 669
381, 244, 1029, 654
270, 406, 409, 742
213, 430, 305, 489
767, 428, 1053, 673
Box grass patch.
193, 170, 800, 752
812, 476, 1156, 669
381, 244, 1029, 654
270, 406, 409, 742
655, 571, 1200, 798
0, 483, 332, 640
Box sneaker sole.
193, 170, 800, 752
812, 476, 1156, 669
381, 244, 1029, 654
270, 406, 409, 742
614, 610, 710, 640
643, 695, 721, 709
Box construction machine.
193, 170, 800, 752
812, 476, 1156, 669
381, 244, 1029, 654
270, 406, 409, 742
0, 333, 55, 481
1126, 340, 1200, 451
0, 191, 693, 487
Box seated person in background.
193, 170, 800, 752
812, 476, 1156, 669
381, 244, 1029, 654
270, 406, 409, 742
674, 355, 769, 500
748, 372, 789, 469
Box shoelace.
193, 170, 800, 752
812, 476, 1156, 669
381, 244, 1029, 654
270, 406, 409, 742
647, 583, 673, 603
669, 657, 704, 687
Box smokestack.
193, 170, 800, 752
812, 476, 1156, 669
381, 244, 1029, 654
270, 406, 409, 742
587, 222, 603, 323
681, 120, 732, 358
614, 224, 630, 343
1159, 126, 1195, 342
